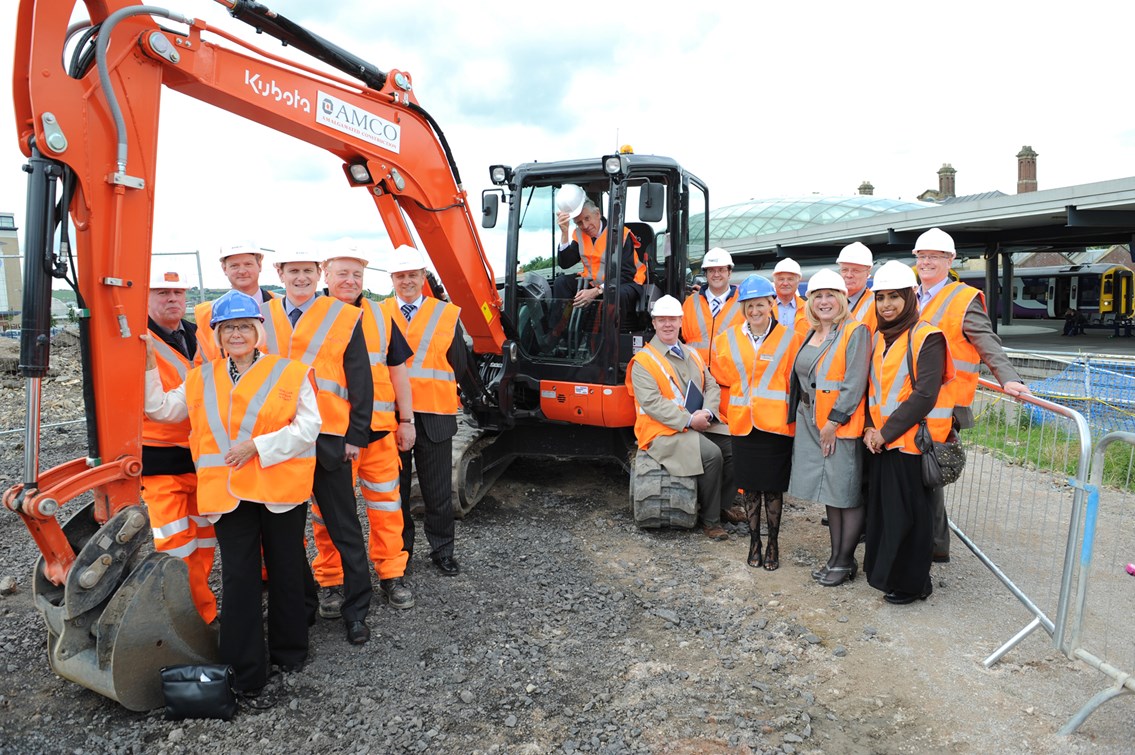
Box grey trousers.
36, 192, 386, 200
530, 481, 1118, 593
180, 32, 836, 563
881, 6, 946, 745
696, 433, 732, 527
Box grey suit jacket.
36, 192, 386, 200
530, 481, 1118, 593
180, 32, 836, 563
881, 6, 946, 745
629, 335, 727, 477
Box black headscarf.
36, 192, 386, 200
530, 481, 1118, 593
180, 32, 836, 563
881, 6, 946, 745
876, 288, 920, 347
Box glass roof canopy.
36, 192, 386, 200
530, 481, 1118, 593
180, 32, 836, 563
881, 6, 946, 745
691, 195, 933, 246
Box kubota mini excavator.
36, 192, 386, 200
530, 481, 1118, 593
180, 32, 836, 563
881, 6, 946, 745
7, 0, 708, 708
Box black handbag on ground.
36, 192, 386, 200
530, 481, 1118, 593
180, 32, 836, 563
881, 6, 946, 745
905, 331, 966, 488
160, 664, 237, 721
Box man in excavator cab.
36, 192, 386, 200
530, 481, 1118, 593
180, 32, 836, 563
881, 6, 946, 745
195, 244, 277, 362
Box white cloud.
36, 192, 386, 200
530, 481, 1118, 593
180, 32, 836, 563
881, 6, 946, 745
3, 0, 1135, 295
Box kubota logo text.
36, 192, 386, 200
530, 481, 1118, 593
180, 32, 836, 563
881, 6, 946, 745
244, 70, 310, 112
316, 90, 401, 154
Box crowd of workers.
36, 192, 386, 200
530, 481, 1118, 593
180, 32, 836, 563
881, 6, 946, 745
620, 217, 1030, 605
140, 242, 463, 698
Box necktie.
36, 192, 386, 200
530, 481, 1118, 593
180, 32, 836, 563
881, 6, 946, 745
670, 345, 684, 359
710, 297, 721, 317
288, 307, 302, 327
401, 302, 417, 321
170, 329, 187, 358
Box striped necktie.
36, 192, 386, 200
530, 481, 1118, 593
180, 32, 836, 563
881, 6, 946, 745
710, 297, 721, 317
401, 302, 417, 321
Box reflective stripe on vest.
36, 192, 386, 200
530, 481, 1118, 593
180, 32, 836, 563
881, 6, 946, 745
189, 355, 316, 513
262, 296, 360, 436
684, 290, 742, 353
361, 299, 398, 430
625, 343, 707, 451
849, 288, 877, 332
809, 320, 867, 439
919, 281, 982, 408
573, 226, 647, 286
143, 330, 199, 447
384, 296, 461, 415
868, 322, 955, 454
722, 324, 797, 436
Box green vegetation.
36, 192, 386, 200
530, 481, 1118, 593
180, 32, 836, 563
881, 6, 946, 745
969, 400, 1135, 491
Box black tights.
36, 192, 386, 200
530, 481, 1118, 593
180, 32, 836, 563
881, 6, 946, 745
825, 505, 864, 570
744, 491, 782, 570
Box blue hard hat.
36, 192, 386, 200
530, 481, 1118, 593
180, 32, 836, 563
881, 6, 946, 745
737, 274, 775, 302
209, 290, 265, 327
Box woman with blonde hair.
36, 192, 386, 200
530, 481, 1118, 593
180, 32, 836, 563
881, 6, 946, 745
788, 269, 870, 587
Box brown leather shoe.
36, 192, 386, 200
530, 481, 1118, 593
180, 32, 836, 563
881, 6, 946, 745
721, 506, 747, 524
703, 525, 729, 541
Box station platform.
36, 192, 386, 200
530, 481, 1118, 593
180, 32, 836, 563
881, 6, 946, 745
995, 319, 1135, 357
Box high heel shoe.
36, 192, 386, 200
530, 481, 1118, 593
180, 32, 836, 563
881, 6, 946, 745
818, 565, 855, 587
747, 538, 763, 568
811, 565, 831, 581
762, 540, 779, 571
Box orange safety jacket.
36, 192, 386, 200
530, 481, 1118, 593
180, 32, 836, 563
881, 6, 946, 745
185, 355, 316, 514
682, 289, 745, 417
359, 298, 398, 432
143, 331, 202, 448
809, 320, 868, 439
868, 322, 956, 454
195, 289, 276, 362
382, 296, 461, 415
712, 323, 802, 437
261, 295, 361, 436
848, 288, 878, 332
625, 342, 709, 451
918, 281, 983, 410
573, 226, 647, 286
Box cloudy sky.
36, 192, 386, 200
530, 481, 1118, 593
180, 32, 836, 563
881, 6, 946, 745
4, 0, 1135, 293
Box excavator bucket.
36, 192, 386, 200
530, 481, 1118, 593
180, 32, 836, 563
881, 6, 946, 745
33, 503, 218, 711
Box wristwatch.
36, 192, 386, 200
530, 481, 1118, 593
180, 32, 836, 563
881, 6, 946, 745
399, 417, 414, 425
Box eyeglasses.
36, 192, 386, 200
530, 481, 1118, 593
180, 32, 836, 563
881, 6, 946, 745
914, 253, 952, 262
218, 323, 256, 334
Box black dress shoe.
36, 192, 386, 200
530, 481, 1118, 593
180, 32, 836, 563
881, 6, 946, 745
884, 582, 932, 605
431, 555, 461, 576
346, 620, 370, 645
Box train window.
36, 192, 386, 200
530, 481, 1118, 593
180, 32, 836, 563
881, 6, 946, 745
1078, 275, 1102, 307
1020, 276, 1047, 303
1103, 278, 1113, 295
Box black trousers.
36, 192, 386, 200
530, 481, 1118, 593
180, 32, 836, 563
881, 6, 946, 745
400, 433, 455, 560
214, 501, 310, 693
312, 462, 372, 622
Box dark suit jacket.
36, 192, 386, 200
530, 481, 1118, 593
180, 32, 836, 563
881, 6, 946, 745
407, 319, 466, 444
316, 321, 374, 470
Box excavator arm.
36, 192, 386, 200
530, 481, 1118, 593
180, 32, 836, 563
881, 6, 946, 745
6, 0, 505, 709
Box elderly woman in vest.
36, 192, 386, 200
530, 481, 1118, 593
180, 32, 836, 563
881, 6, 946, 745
788, 269, 870, 587
862, 261, 954, 605
712, 275, 804, 570
144, 290, 320, 698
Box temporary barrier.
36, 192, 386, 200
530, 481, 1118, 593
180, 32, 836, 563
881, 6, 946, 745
943, 378, 1092, 666
1057, 431, 1135, 734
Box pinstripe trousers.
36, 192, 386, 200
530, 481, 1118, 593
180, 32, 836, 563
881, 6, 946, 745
399, 414, 455, 560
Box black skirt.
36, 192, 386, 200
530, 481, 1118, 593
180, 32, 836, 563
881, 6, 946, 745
864, 449, 934, 595
732, 427, 793, 492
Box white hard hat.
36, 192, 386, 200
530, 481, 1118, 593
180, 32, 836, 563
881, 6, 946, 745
701, 247, 734, 269
871, 260, 919, 291
836, 242, 873, 267
555, 184, 587, 220
273, 248, 324, 266
322, 238, 369, 266
650, 295, 683, 317
772, 258, 802, 276
806, 268, 847, 296
386, 245, 426, 274
219, 242, 264, 262
148, 270, 192, 290
913, 227, 956, 257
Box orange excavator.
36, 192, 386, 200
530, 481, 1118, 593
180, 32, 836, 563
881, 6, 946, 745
6, 0, 709, 708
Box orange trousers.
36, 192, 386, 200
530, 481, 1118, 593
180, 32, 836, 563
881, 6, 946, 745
312, 433, 408, 584
141, 472, 217, 623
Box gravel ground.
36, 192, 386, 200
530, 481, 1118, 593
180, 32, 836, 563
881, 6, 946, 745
0, 335, 1131, 753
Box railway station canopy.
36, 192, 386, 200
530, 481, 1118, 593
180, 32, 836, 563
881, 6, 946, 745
696, 177, 1135, 269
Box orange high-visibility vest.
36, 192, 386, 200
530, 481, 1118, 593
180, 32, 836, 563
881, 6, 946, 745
809, 319, 868, 439
712, 323, 802, 437
185, 355, 316, 514
625, 342, 708, 451
573, 226, 647, 286
144, 330, 202, 447
382, 296, 461, 415
195, 290, 276, 362
261, 295, 361, 436
919, 281, 982, 411
682, 289, 745, 418
868, 322, 956, 454
848, 288, 878, 332
359, 299, 398, 432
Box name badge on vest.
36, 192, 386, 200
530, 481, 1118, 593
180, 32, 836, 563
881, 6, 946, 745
760, 354, 774, 361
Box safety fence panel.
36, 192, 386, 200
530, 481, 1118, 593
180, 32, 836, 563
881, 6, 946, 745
1004, 349, 1135, 437
1057, 431, 1135, 734
944, 378, 1092, 667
